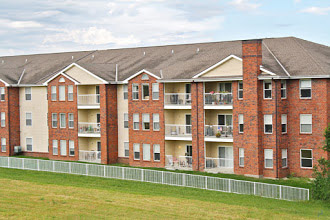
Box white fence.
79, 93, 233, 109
0, 156, 309, 201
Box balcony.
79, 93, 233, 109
205, 157, 233, 173
78, 94, 100, 109
204, 93, 233, 109
79, 150, 101, 163
164, 93, 191, 109
78, 123, 101, 137
165, 124, 192, 141
165, 155, 192, 170
204, 125, 233, 142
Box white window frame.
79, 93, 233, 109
239, 148, 244, 167
124, 142, 129, 157
133, 143, 140, 160
68, 85, 74, 101
141, 74, 149, 80
51, 86, 57, 101
124, 113, 129, 128
281, 80, 286, 99
282, 149, 287, 168
1, 112, 5, 127
1, 138, 6, 152
60, 140, 67, 156
68, 113, 74, 129
53, 140, 58, 155
26, 137, 33, 152
264, 149, 273, 168
0, 87, 5, 101
142, 113, 150, 130
133, 113, 139, 130
142, 83, 150, 100
52, 113, 57, 128
300, 114, 312, 134
26, 112, 32, 126
264, 114, 273, 134
238, 114, 243, 133
143, 144, 150, 161
123, 84, 128, 100
263, 80, 272, 99
281, 114, 287, 134
300, 149, 313, 169
152, 83, 159, 100
153, 144, 160, 161
153, 113, 160, 131
238, 81, 243, 100
299, 79, 312, 99
60, 113, 66, 128
132, 84, 139, 100
25, 87, 32, 101
69, 140, 75, 156
59, 85, 66, 101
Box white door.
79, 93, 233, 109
218, 146, 233, 168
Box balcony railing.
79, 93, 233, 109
164, 93, 191, 106
79, 150, 101, 163
204, 125, 233, 138
78, 94, 100, 106
205, 157, 233, 169
78, 123, 101, 134
165, 155, 192, 170
165, 124, 192, 137
204, 93, 233, 106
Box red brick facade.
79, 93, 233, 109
128, 73, 165, 168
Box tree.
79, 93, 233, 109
312, 124, 330, 201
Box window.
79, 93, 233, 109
26, 113, 32, 126
25, 87, 32, 100
301, 149, 312, 168
186, 145, 193, 157
1, 138, 6, 152
59, 85, 65, 101
133, 143, 140, 160
264, 149, 273, 168
153, 113, 160, 131
60, 140, 67, 156
0, 87, 5, 101
68, 85, 73, 101
263, 80, 272, 99
300, 114, 312, 134
239, 148, 244, 167
142, 114, 150, 130
142, 84, 149, 100
282, 149, 287, 168
152, 83, 159, 100
218, 115, 233, 127
264, 114, 273, 134
219, 82, 232, 93
143, 144, 150, 161
300, 79, 311, 99
153, 144, 160, 161
68, 113, 74, 128
132, 84, 139, 100
124, 142, 129, 157
60, 113, 66, 128
133, 114, 139, 130
69, 140, 75, 156
238, 81, 243, 99
123, 85, 128, 100
96, 86, 100, 104
26, 138, 33, 151
1, 112, 5, 127
53, 140, 58, 155
52, 113, 57, 128
238, 114, 244, 133
51, 86, 57, 101
123, 113, 129, 128
281, 114, 287, 134
281, 80, 286, 99
141, 74, 149, 80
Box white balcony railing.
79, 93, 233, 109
204, 125, 233, 138
79, 150, 101, 163
165, 93, 191, 106
204, 93, 233, 105
78, 94, 100, 106
165, 155, 192, 170
165, 124, 192, 137
205, 157, 233, 169
78, 123, 101, 134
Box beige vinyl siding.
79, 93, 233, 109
165, 140, 192, 157
78, 137, 101, 151
201, 58, 242, 78
165, 109, 191, 125
205, 142, 233, 158
117, 85, 129, 157
78, 109, 100, 123
65, 66, 104, 85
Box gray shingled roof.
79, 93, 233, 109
0, 37, 328, 85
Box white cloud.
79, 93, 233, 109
294, 0, 301, 3
33, 10, 61, 18
0, 19, 43, 29
300, 7, 330, 15
229, 0, 261, 11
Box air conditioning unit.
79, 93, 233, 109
14, 146, 22, 154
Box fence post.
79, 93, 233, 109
229, 179, 231, 192
162, 171, 164, 184
307, 189, 309, 201
141, 169, 144, 181
254, 182, 256, 195
104, 166, 106, 177
22, 158, 25, 170
183, 174, 186, 186
69, 162, 71, 173
122, 167, 125, 179
85, 164, 88, 175
37, 160, 40, 171
7, 157, 9, 168
205, 176, 208, 189
279, 185, 282, 199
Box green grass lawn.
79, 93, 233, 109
0, 168, 329, 219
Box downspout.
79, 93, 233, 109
196, 83, 199, 170
275, 79, 279, 179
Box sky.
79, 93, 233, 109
0, 0, 329, 56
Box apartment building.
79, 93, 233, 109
0, 37, 329, 178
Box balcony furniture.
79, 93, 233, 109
170, 94, 179, 104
